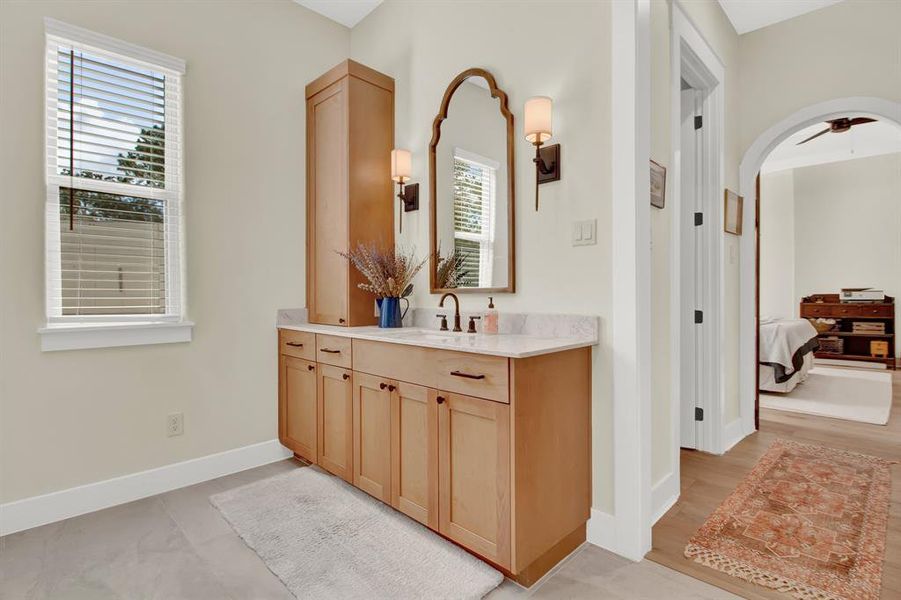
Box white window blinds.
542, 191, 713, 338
453, 149, 496, 288
44, 20, 185, 322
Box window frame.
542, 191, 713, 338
40, 18, 191, 350
452, 148, 498, 288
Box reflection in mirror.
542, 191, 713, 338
430, 70, 514, 293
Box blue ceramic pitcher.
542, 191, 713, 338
377, 297, 409, 328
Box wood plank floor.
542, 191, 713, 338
647, 369, 901, 599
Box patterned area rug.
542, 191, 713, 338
685, 439, 893, 600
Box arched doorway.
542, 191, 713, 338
736, 97, 901, 435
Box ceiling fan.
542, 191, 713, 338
796, 117, 877, 145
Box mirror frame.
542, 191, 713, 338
429, 68, 515, 294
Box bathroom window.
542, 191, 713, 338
41, 19, 190, 350
453, 149, 497, 288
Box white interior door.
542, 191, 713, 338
680, 86, 703, 449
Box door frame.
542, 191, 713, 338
661, 4, 726, 519
737, 97, 901, 438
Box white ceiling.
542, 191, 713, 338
761, 119, 901, 173
293, 0, 382, 28
717, 0, 843, 34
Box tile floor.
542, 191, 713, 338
0, 460, 738, 599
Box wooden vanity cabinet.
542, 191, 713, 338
277, 330, 591, 587
306, 60, 395, 327
352, 372, 392, 503
278, 355, 318, 463
438, 391, 511, 567
391, 381, 438, 528
317, 363, 354, 483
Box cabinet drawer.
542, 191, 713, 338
317, 334, 353, 368
858, 304, 893, 318
801, 304, 859, 318
353, 339, 509, 403
279, 329, 315, 360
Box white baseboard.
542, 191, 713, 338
0, 439, 292, 536
723, 417, 749, 453
650, 473, 678, 524
586, 508, 623, 556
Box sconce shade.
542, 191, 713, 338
524, 96, 553, 144
391, 149, 412, 183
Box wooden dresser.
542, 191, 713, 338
800, 294, 896, 369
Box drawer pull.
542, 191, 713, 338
450, 370, 486, 380
321, 348, 341, 354
286, 342, 304, 347
342, 373, 350, 380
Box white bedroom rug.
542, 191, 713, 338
210, 466, 503, 600
760, 366, 892, 425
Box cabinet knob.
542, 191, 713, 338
436, 395, 445, 404
342, 373, 350, 380
338, 318, 346, 324
388, 384, 396, 392
379, 382, 387, 390
307, 365, 315, 371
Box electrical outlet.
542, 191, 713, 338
166, 412, 184, 437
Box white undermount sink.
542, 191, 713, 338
379, 328, 470, 343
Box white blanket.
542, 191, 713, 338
759, 318, 818, 377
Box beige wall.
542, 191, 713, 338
738, 0, 901, 156
761, 154, 901, 357
649, 0, 741, 484
350, 0, 614, 511
0, 0, 349, 502
759, 170, 796, 320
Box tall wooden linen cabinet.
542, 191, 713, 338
306, 60, 395, 326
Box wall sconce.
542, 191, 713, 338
524, 96, 561, 211
391, 148, 419, 233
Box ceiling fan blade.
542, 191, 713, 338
847, 117, 876, 126
796, 127, 831, 145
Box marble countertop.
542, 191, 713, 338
277, 321, 597, 359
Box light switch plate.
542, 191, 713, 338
572, 219, 597, 246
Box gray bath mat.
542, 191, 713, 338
210, 466, 503, 599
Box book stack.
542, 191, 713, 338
852, 322, 886, 334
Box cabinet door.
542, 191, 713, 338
438, 392, 511, 568
278, 356, 317, 463
317, 364, 353, 482
391, 381, 438, 528
307, 79, 349, 326
353, 372, 392, 502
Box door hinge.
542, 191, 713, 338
694, 115, 703, 130
694, 212, 703, 226
695, 407, 704, 421
694, 310, 704, 324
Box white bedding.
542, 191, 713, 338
759, 318, 819, 393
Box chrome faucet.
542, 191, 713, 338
438, 292, 462, 332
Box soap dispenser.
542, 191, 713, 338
484, 297, 499, 335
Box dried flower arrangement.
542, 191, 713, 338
338, 243, 426, 298
435, 246, 469, 289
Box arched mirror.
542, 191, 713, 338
429, 68, 514, 293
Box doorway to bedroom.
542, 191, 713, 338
756, 119, 901, 427
649, 103, 901, 599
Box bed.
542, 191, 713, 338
759, 318, 819, 393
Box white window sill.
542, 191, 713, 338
39, 321, 194, 352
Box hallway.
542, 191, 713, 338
648, 370, 900, 599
